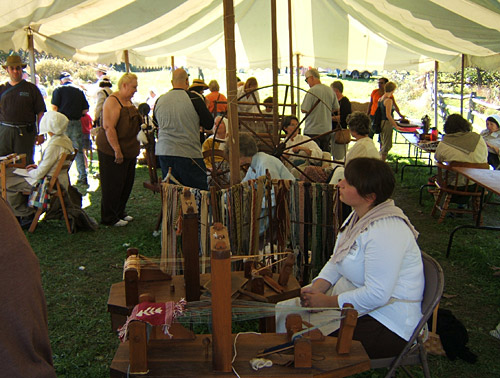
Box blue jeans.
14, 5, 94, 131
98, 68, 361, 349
66, 119, 86, 181
158, 155, 208, 190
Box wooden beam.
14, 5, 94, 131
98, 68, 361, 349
271, 0, 279, 145
460, 54, 465, 116
288, 0, 294, 113
27, 29, 36, 84
223, 0, 240, 186
210, 223, 232, 372
124, 50, 130, 73
434, 61, 439, 129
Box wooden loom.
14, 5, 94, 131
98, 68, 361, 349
107, 188, 301, 331
110, 223, 370, 377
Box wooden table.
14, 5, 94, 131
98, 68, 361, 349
110, 333, 370, 377
0, 153, 26, 199
446, 167, 500, 257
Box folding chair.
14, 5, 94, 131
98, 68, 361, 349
28, 152, 76, 234
370, 252, 445, 378
431, 161, 490, 223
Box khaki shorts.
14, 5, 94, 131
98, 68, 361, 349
380, 120, 393, 154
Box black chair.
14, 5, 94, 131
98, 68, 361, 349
370, 252, 445, 378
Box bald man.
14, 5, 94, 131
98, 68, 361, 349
154, 69, 213, 190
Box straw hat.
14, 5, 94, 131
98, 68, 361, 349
189, 79, 209, 90
2, 54, 27, 69
95, 64, 108, 74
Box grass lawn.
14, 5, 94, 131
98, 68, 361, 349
24, 144, 500, 377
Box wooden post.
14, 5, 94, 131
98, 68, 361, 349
171, 56, 175, 70
210, 223, 232, 372
27, 29, 36, 84
434, 61, 439, 129
460, 54, 465, 116
124, 50, 130, 73
271, 0, 279, 145
336, 304, 358, 355
223, 0, 240, 186
128, 321, 148, 374
296, 54, 301, 115
288, 0, 294, 114
181, 189, 200, 302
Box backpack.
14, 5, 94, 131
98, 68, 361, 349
371, 101, 383, 134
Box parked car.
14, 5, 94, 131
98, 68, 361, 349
328, 69, 377, 80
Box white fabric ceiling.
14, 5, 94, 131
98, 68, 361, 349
0, 0, 499, 71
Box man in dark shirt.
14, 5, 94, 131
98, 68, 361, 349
0, 54, 46, 164
51, 72, 90, 185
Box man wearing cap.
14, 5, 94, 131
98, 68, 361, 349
51, 72, 90, 185
154, 68, 213, 190
0, 54, 46, 164
301, 68, 339, 152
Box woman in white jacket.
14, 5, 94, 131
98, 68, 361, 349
6, 111, 74, 226
277, 158, 424, 359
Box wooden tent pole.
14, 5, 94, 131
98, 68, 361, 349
296, 54, 301, 115
27, 29, 36, 84
460, 54, 465, 116
171, 56, 175, 70
434, 61, 438, 129
124, 50, 130, 73
223, 0, 240, 186
288, 0, 294, 114
271, 0, 279, 144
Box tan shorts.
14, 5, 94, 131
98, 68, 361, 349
380, 120, 393, 154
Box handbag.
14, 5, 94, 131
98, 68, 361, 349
423, 304, 446, 356
334, 128, 351, 145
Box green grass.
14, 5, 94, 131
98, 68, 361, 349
25, 150, 500, 377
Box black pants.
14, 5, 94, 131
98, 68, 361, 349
330, 315, 407, 358
98, 151, 136, 225
488, 152, 499, 169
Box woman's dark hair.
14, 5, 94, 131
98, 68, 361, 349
238, 133, 258, 158
344, 158, 395, 206
346, 111, 370, 136
282, 115, 299, 131
444, 114, 471, 134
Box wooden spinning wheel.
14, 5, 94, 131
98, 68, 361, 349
207, 84, 337, 188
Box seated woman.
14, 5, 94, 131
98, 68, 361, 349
282, 115, 323, 178
6, 111, 74, 227
435, 114, 488, 186
202, 116, 229, 186
329, 112, 380, 184
277, 158, 424, 359
480, 114, 500, 169
237, 133, 295, 235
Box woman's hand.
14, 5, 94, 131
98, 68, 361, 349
301, 291, 338, 308
26, 164, 37, 171
114, 150, 124, 164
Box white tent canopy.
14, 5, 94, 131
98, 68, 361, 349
1, 0, 499, 71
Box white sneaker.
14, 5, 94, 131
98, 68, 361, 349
122, 215, 134, 222
113, 219, 128, 227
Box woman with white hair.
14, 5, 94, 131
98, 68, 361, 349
6, 111, 74, 227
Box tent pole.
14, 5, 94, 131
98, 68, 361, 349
296, 54, 301, 115
288, 0, 294, 114
223, 0, 240, 186
171, 56, 175, 70
460, 54, 465, 116
271, 0, 279, 145
434, 61, 438, 129
27, 28, 36, 84
124, 50, 130, 73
